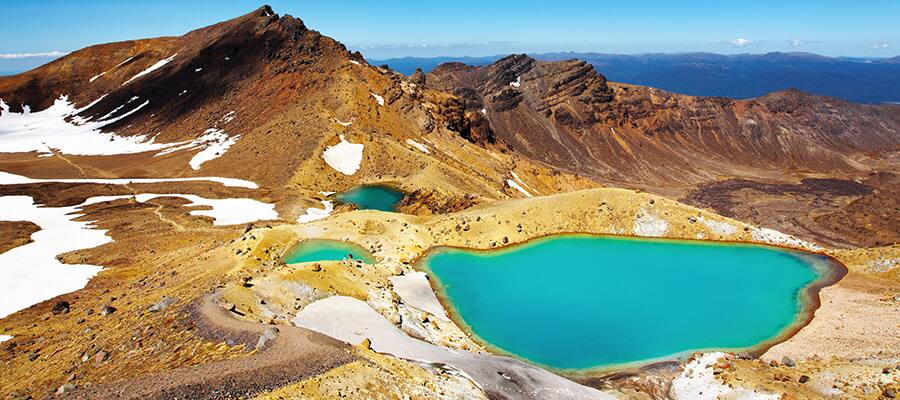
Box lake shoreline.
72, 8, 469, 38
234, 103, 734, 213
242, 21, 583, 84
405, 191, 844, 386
332, 183, 405, 212
284, 238, 377, 265
415, 232, 849, 378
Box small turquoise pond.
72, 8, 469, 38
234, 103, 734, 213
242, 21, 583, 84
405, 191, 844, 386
421, 235, 840, 370
284, 239, 375, 264
334, 184, 405, 212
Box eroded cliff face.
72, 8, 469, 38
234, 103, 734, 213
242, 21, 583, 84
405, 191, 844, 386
426, 54, 900, 188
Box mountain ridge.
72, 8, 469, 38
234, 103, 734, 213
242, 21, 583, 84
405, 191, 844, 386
2, 8, 898, 248
1, 6, 899, 399
425, 53, 900, 247
376, 51, 900, 104
0, 6, 595, 209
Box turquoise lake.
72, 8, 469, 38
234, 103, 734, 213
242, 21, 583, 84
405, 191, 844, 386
334, 184, 405, 212
421, 235, 833, 370
284, 239, 375, 264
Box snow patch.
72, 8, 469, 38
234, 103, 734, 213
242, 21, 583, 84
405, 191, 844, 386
390, 272, 448, 321
322, 135, 363, 175
293, 295, 455, 366
751, 227, 823, 251
297, 200, 334, 223
480, 108, 487, 115
89, 71, 105, 83
0, 195, 109, 318
0, 190, 276, 317
88, 56, 135, 83
178, 90, 188, 96
511, 171, 538, 195
188, 129, 240, 170
371, 92, 384, 106
221, 111, 235, 124
81, 194, 276, 225
122, 54, 177, 86
671, 353, 779, 400
0, 171, 259, 189
633, 208, 668, 237
293, 296, 425, 357
293, 296, 614, 399
67, 94, 109, 125
115, 56, 135, 68
335, 119, 352, 127
405, 138, 430, 154
506, 179, 532, 197
194, 68, 202, 72
349, 60, 360, 65
509, 76, 521, 88
97, 96, 141, 121
0, 335, 10, 343
0, 95, 168, 156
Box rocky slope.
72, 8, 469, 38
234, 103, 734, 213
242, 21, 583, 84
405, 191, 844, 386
1, 5, 898, 400
425, 55, 900, 246
0, 7, 591, 209
0, 7, 597, 399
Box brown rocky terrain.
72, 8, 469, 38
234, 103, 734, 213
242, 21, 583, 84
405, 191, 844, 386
425, 55, 900, 247
0, 6, 592, 208
0, 6, 595, 399
0, 220, 39, 254
1, 5, 898, 400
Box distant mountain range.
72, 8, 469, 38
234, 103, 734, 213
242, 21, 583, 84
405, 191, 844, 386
374, 52, 900, 104
6, 51, 898, 104
0, 57, 62, 76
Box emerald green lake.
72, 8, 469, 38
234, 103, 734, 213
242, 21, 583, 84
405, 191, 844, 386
421, 235, 838, 370
335, 184, 405, 212
284, 239, 375, 264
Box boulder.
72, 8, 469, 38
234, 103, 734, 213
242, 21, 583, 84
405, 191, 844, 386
93, 349, 109, 366
57, 384, 76, 395
148, 296, 176, 312
781, 356, 796, 367
52, 301, 70, 315
409, 68, 426, 86
255, 327, 279, 350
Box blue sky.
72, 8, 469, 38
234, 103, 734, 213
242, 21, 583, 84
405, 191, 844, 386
0, 0, 898, 61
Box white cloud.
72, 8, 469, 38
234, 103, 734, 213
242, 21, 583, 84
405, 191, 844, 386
350, 41, 521, 58
788, 38, 822, 48
710, 38, 757, 48
0, 51, 68, 60
866, 42, 890, 49
731, 38, 753, 47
